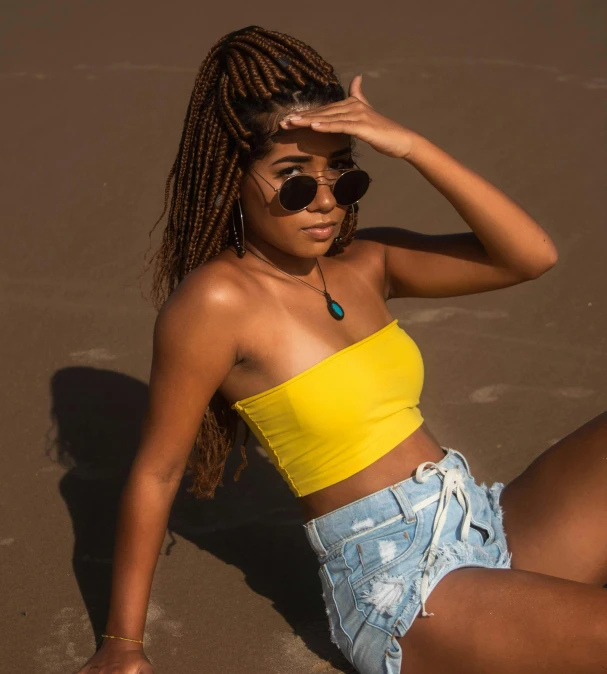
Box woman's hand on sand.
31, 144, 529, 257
74, 640, 153, 674
279, 75, 419, 160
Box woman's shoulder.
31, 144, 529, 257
156, 254, 250, 339
156, 237, 385, 333
342, 234, 385, 265
335, 233, 387, 295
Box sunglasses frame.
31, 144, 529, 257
250, 161, 372, 213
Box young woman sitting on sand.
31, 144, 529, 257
78, 25, 607, 674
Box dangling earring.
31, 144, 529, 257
231, 197, 246, 258
333, 204, 356, 245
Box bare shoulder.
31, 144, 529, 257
339, 234, 388, 299
138, 257, 253, 483
160, 256, 246, 317
154, 255, 249, 369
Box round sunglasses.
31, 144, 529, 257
251, 163, 372, 212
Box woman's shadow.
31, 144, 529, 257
47, 366, 355, 672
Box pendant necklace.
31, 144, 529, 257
244, 247, 345, 320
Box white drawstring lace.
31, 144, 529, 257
414, 462, 472, 617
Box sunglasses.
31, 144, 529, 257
251, 163, 372, 212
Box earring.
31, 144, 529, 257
334, 204, 356, 245
231, 198, 246, 258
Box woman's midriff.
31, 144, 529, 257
299, 423, 445, 522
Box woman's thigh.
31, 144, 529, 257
397, 566, 607, 674
500, 410, 607, 585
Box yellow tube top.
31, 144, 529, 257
230, 319, 425, 497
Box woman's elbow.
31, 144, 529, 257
525, 242, 559, 280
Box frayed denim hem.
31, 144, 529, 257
307, 451, 513, 674
361, 539, 512, 628
375, 542, 513, 673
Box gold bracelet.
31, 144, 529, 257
101, 633, 144, 645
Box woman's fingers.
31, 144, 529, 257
284, 110, 362, 123
279, 106, 370, 138
281, 106, 367, 128
282, 96, 367, 121
348, 74, 372, 106
281, 109, 366, 129
283, 118, 361, 134
278, 76, 371, 128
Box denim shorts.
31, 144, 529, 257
303, 447, 512, 674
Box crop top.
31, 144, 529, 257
230, 318, 425, 497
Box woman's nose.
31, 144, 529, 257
309, 181, 337, 212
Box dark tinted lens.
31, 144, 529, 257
279, 175, 318, 211
333, 169, 370, 206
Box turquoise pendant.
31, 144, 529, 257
325, 293, 345, 320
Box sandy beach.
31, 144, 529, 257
1, 2, 606, 672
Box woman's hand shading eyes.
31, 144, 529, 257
279, 75, 419, 161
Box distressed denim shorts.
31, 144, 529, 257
303, 447, 512, 674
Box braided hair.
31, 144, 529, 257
146, 26, 359, 499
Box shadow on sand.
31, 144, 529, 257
46, 366, 356, 673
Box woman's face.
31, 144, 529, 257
239, 125, 352, 258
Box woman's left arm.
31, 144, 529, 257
358, 133, 559, 299
281, 75, 558, 300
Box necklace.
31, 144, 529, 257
244, 247, 345, 320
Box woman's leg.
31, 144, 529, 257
500, 410, 607, 585
397, 566, 607, 674
395, 411, 607, 672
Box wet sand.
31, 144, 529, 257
1, 2, 606, 672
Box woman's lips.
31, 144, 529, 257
302, 224, 336, 240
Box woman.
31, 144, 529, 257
78, 25, 607, 674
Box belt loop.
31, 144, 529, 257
451, 449, 473, 479
439, 445, 451, 457
390, 484, 416, 523
303, 519, 328, 557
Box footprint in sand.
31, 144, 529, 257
69, 348, 116, 364
583, 77, 607, 90
467, 384, 595, 404
401, 307, 508, 325
33, 607, 91, 673
34, 601, 182, 672
142, 601, 184, 646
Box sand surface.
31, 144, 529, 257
1, 2, 606, 672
